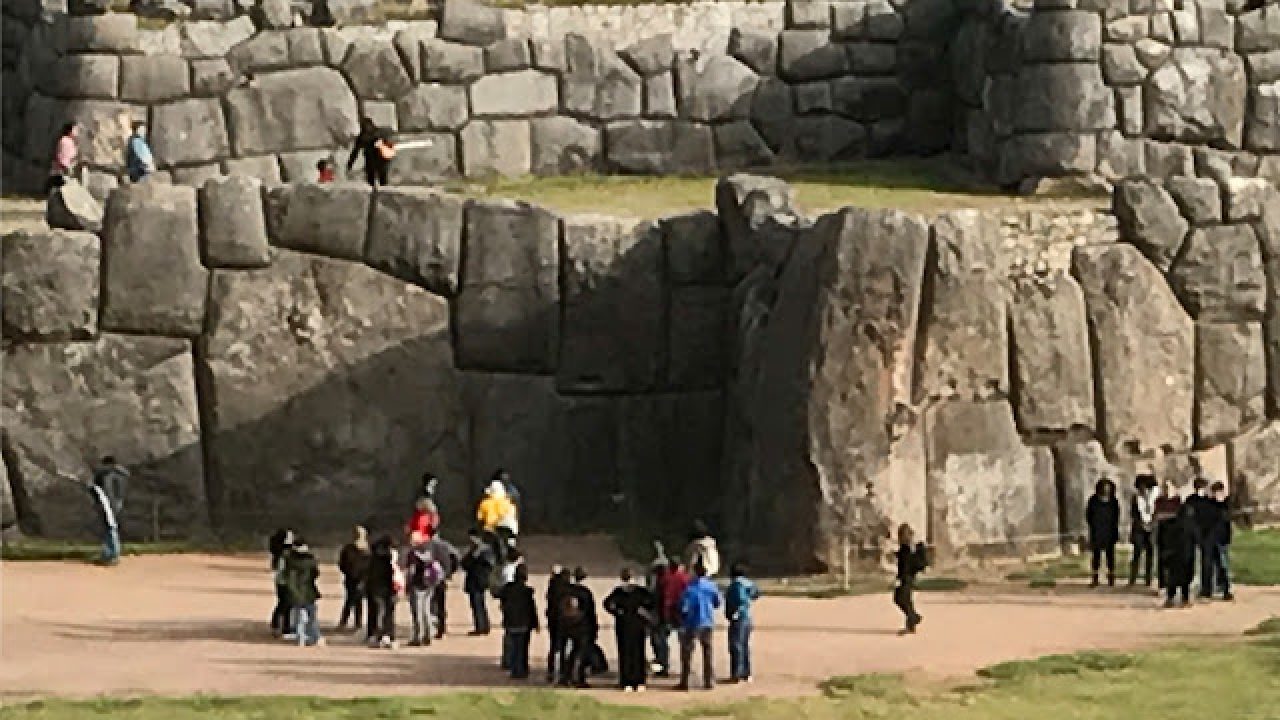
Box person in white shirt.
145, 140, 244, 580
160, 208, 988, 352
1129, 474, 1158, 587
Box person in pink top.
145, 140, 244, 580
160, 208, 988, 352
47, 123, 79, 193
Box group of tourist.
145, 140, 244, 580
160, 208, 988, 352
1084, 473, 1235, 607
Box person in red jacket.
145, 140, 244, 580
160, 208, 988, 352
654, 558, 690, 678
407, 497, 439, 542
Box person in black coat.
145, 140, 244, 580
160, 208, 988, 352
545, 566, 572, 684
1158, 502, 1196, 607
559, 566, 599, 688
1208, 482, 1234, 601
346, 116, 395, 187
460, 529, 496, 635
1185, 477, 1219, 598
1085, 478, 1121, 588
364, 535, 398, 647
603, 567, 656, 692
893, 523, 928, 634
498, 564, 539, 679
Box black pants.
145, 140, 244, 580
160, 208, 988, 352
1130, 530, 1154, 585
431, 582, 448, 637
547, 627, 566, 681
616, 624, 647, 688
1091, 543, 1116, 580
364, 159, 390, 187
45, 174, 67, 193
679, 627, 714, 689
270, 583, 291, 634
893, 582, 919, 628
563, 630, 592, 685
367, 592, 395, 640
339, 580, 364, 627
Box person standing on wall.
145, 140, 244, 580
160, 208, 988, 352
1129, 474, 1157, 587
46, 122, 79, 193
1085, 478, 1121, 588
346, 116, 395, 188
125, 122, 156, 183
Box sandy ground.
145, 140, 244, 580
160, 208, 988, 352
2, 536, 1278, 706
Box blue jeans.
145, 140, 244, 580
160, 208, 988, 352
506, 629, 531, 678
729, 619, 752, 680
650, 623, 671, 673
1212, 545, 1231, 596
468, 590, 490, 634
101, 526, 120, 564
295, 603, 321, 646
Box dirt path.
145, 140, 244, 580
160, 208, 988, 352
2, 536, 1277, 706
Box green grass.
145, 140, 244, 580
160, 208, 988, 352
7, 642, 1280, 720
1231, 527, 1280, 586
1245, 617, 1280, 636
0, 539, 254, 562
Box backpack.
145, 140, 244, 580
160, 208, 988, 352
560, 591, 584, 624
409, 552, 442, 591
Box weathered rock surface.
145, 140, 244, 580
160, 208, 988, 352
562, 35, 643, 121
604, 120, 714, 174
150, 98, 231, 168
264, 182, 370, 261
716, 173, 803, 281
1195, 322, 1266, 447
668, 285, 727, 390
674, 53, 759, 122
2, 335, 206, 539
45, 180, 103, 233
388, 132, 459, 185
454, 199, 560, 373
1021, 10, 1101, 62
365, 188, 463, 297
1112, 178, 1189, 272
559, 216, 664, 393
397, 83, 469, 132
439, 0, 504, 47
1016, 63, 1115, 132
1169, 224, 1266, 321
224, 67, 359, 157
198, 175, 270, 268
342, 37, 413, 101
1145, 47, 1247, 149
470, 69, 558, 117
1009, 272, 1095, 438
421, 39, 485, 83
1229, 423, 1280, 524
199, 251, 466, 533
460, 119, 531, 177
530, 116, 600, 175
2, 229, 99, 342
1072, 243, 1193, 457
100, 183, 207, 338
1054, 440, 1128, 546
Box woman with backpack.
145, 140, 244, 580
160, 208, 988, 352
405, 532, 444, 646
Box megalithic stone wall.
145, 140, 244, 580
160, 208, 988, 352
3, 171, 1279, 566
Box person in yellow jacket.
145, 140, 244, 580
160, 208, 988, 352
477, 482, 516, 534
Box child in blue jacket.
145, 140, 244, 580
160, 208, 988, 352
725, 562, 760, 683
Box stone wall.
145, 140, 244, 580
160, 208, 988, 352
959, 0, 1280, 188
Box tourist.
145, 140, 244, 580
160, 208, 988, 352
684, 520, 720, 578
461, 529, 496, 636
1129, 475, 1157, 587
125, 121, 156, 183
407, 497, 439, 543
47, 122, 78, 192
493, 470, 522, 549
337, 525, 370, 631
893, 523, 927, 635
426, 534, 461, 639
498, 564, 539, 679
725, 562, 760, 683
365, 534, 400, 648
677, 561, 721, 691
1159, 502, 1196, 608
420, 472, 440, 502
603, 567, 655, 692
405, 532, 444, 646
92, 456, 129, 519
346, 116, 395, 187
560, 566, 598, 688
497, 546, 525, 670
1153, 480, 1183, 589
545, 565, 572, 684
1187, 477, 1219, 599
268, 528, 294, 637
1086, 478, 1121, 588
646, 546, 670, 677
476, 480, 517, 562
283, 536, 323, 647
1209, 481, 1234, 601
316, 158, 336, 183
656, 557, 690, 678
87, 470, 121, 567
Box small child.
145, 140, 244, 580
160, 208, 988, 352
725, 562, 759, 683
268, 528, 294, 638
283, 536, 323, 647
499, 564, 539, 679
316, 158, 336, 183
893, 523, 928, 634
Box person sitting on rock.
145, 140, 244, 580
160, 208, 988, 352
47, 122, 78, 193
346, 116, 395, 187
316, 158, 336, 183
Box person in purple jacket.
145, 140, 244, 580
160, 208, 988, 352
676, 561, 721, 691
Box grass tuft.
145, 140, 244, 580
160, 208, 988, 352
976, 651, 1137, 682
1245, 617, 1280, 636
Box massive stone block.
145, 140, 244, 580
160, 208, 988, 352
365, 187, 463, 297
45, 181, 103, 233
198, 175, 270, 268
25, 96, 145, 173
1196, 322, 1267, 448
674, 54, 759, 122
926, 401, 1058, 556
397, 83, 469, 132
1015, 63, 1115, 132
1169, 224, 1266, 321
1054, 440, 1128, 546
469, 70, 558, 117
1021, 10, 1102, 63
619, 33, 675, 77
714, 121, 775, 169
2, 336, 205, 539
1259, 186, 1280, 417
562, 34, 643, 121
199, 251, 466, 534
716, 173, 803, 282
119, 55, 189, 103
150, 98, 230, 168
1145, 47, 1247, 149
603, 120, 714, 175
663, 209, 723, 287
454, 199, 560, 373
559, 216, 664, 394
1073, 243, 1194, 457
530, 116, 600, 175
342, 37, 413, 101
100, 183, 208, 338
388, 132, 459, 185
438, 0, 505, 47
778, 29, 849, 81
1113, 178, 1189, 272
421, 39, 485, 83
668, 285, 727, 390
224, 67, 359, 157
264, 182, 370, 262
1, 229, 99, 342
40, 54, 119, 100
460, 119, 531, 177
1009, 272, 1095, 438
1229, 423, 1280, 524
917, 211, 1009, 404
1248, 82, 1280, 153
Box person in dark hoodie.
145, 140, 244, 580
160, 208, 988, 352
1186, 476, 1218, 599
604, 567, 655, 692
893, 523, 928, 635
1209, 481, 1234, 601
268, 529, 294, 637
560, 566, 599, 688
346, 116, 395, 187
284, 536, 323, 647
1085, 478, 1121, 588
545, 565, 572, 684
1158, 502, 1195, 608
365, 535, 399, 648
460, 528, 496, 635
1129, 475, 1158, 587
337, 525, 371, 631
499, 564, 539, 679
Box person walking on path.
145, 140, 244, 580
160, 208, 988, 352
1086, 478, 1121, 588
725, 562, 760, 683
346, 116, 395, 187
337, 526, 370, 631
426, 534, 460, 639
92, 456, 129, 520
283, 537, 323, 647
604, 567, 655, 692
125, 122, 156, 183
1208, 481, 1234, 601
893, 524, 927, 634
365, 535, 400, 648
499, 564, 539, 679
47, 122, 79, 192
676, 561, 721, 691
88, 471, 121, 566
1129, 475, 1157, 587
560, 567, 599, 688
684, 520, 720, 578
545, 566, 572, 684
461, 529, 496, 636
